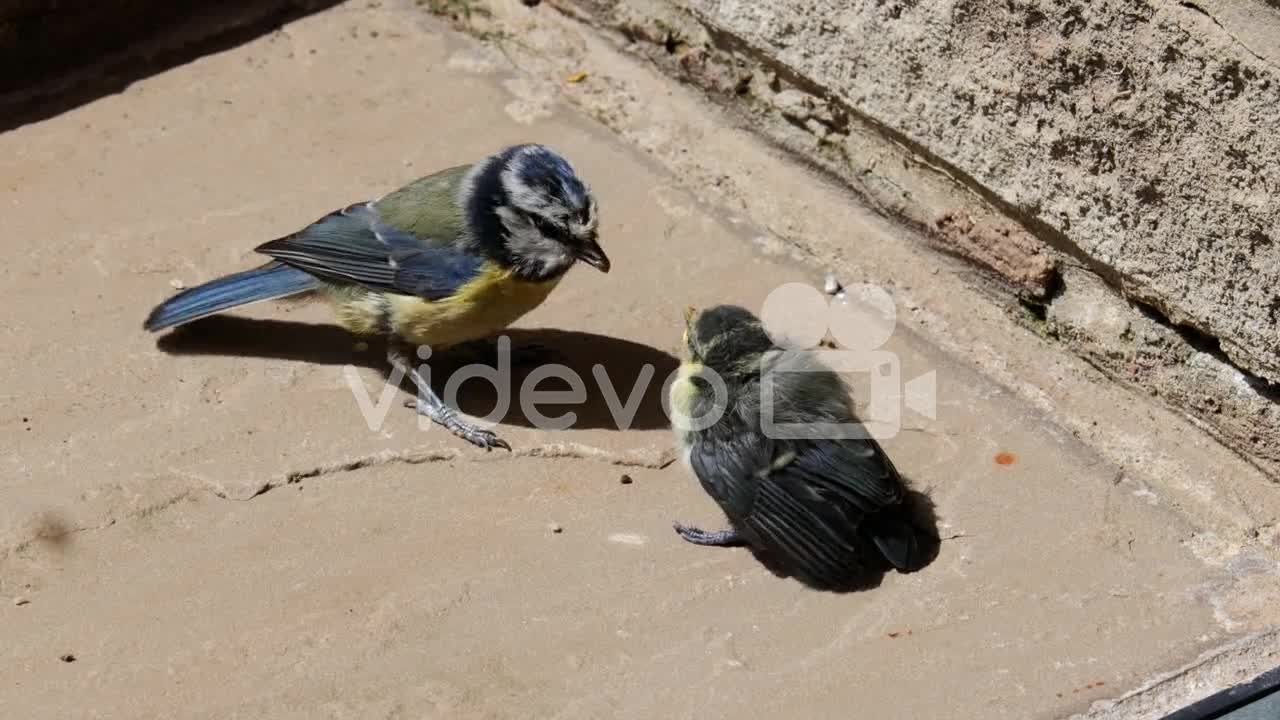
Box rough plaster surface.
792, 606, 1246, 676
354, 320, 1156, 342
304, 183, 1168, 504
681, 0, 1280, 385
1047, 267, 1280, 473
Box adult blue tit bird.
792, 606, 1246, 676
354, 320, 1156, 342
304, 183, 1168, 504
144, 143, 609, 451
669, 305, 939, 591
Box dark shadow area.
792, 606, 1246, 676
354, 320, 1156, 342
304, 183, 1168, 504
1, 0, 345, 133
897, 486, 943, 571
157, 316, 371, 366
740, 485, 942, 594
156, 316, 680, 431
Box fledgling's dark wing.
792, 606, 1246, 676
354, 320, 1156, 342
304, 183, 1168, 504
255, 202, 484, 301
688, 433, 906, 587
785, 438, 904, 512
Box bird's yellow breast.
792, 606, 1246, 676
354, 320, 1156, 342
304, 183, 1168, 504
387, 265, 562, 349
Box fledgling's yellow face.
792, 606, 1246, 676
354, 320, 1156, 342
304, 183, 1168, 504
671, 305, 705, 432
668, 359, 705, 423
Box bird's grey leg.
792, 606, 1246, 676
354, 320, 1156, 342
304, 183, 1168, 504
387, 344, 511, 452
673, 522, 745, 547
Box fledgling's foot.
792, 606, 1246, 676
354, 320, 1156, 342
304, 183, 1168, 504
673, 522, 744, 547
408, 397, 511, 451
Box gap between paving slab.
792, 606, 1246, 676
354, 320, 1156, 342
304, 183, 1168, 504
0, 2, 1277, 718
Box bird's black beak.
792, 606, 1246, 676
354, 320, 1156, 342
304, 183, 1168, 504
682, 305, 696, 351
576, 237, 610, 273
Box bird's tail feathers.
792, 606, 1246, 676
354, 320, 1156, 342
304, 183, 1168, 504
862, 498, 941, 573
144, 261, 319, 332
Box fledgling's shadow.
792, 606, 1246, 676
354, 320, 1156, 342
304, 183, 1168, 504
746, 484, 942, 594
155, 316, 680, 431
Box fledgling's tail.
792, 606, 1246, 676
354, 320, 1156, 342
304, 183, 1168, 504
861, 495, 941, 573
144, 261, 319, 332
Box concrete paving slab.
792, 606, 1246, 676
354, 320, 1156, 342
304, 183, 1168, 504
0, 2, 1272, 718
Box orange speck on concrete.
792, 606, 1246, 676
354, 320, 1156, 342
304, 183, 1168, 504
994, 451, 1017, 466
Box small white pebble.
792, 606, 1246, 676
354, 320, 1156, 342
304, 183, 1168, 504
548, 522, 563, 534
169, 278, 186, 290
608, 533, 648, 546
13, 596, 29, 606
823, 272, 841, 295
402, 159, 414, 167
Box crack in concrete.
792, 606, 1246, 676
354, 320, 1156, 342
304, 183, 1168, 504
1, 514, 111, 562
243, 441, 679, 499
1, 508, 136, 563
0, 442, 679, 558
1180, 1, 1280, 73
263, 441, 677, 496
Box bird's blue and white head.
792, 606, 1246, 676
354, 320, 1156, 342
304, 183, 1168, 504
467, 144, 608, 280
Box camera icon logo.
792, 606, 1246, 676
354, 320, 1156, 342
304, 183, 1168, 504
757, 281, 936, 441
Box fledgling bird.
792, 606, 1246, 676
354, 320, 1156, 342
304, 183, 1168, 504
144, 144, 609, 450
669, 305, 938, 590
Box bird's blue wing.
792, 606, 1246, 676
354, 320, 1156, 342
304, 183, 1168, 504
255, 202, 483, 300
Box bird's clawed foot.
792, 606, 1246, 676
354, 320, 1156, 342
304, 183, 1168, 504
672, 522, 744, 547
388, 342, 512, 452
410, 397, 511, 451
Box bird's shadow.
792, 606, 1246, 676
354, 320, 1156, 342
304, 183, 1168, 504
747, 485, 943, 594
155, 316, 680, 431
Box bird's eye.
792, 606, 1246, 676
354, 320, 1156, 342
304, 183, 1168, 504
530, 215, 560, 238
